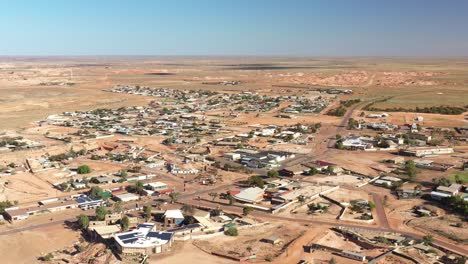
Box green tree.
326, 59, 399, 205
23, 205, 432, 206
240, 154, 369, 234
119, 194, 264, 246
95, 205, 108, 221
209, 192, 218, 201
89, 186, 107, 200
181, 204, 195, 215
135, 181, 144, 195
0, 200, 14, 213
224, 227, 238, 236
298, 195, 306, 205
77, 165, 91, 174
248, 176, 265, 188
330, 257, 336, 264
169, 192, 180, 204
368, 201, 376, 209
405, 160, 418, 181
335, 134, 342, 140
41, 253, 54, 262
454, 174, 464, 184
143, 205, 152, 221
325, 166, 335, 175
335, 141, 344, 150
422, 235, 434, 245
113, 201, 123, 213
267, 170, 279, 178
226, 191, 235, 205
121, 215, 130, 231
77, 214, 90, 230
243, 206, 253, 216
308, 167, 320, 175
433, 177, 451, 187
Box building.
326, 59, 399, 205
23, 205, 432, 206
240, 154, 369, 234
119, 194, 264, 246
4, 199, 78, 221
236, 149, 295, 168
373, 176, 402, 188
341, 136, 374, 150
76, 196, 104, 210
234, 187, 265, 204
408, 133, 432, 142
164, 209, 185, 226
397, 189, 422, 199
431, 184, 462, 200
114, 193, 140, 202
144, 182, 169, 192
341, 250, 366, 262
304, 160, 335, 171
279, 164, 309, 177
223, 152, 241, 161
414, 159, 454, 171
105, 213, 122, 224
90, 224, 121, 239
399, 147, 454, 157
261, 236, 282, 245
114, 223, 174, 255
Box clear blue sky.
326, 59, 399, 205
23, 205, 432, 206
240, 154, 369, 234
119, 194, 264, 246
1, 0, 467, 56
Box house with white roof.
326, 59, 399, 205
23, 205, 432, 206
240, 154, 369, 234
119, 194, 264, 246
234, 187, 265, 204
113, 223, 174, 255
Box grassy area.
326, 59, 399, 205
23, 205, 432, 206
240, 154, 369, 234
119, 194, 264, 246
448, 172, 468, 184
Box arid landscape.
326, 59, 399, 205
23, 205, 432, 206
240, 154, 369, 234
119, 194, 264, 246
0, 56, 466, 264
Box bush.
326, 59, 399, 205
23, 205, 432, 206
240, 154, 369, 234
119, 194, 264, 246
224, 227, 238, 236
248, 176, 265, 188
267, 170, 279, 178
40, 253, 54, 261
243, 206, 253, 216
327, 106, 347, 117
77, 165, 91, 174
77, 214, 90, 230
0, 200, 14, 213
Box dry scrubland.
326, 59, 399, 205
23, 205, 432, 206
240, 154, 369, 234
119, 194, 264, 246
0, 57, 467, 263
0, 57, 467, 130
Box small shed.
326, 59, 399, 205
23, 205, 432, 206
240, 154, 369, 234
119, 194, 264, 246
261, 236, 282, 245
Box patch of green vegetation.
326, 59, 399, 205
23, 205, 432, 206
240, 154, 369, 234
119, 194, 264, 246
326, 105, 347, 117
366, 105, 466, 115
448, 172, 468, 184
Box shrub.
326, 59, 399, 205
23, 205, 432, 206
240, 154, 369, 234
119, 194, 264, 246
224, 227, 238, 236
77, 165, 91, 174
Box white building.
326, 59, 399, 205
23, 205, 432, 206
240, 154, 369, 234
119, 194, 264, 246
114, 223, 174, 255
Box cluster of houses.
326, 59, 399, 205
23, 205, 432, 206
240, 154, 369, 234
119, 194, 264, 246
204, 92, 330, 114
46, 105, 229, 140
0, 136, 44, 153
339, 132, 455, 154
107, 85, 217, 102
227, 178, 338, 213
281, 97, 329, 114
109, 85, 331, 115
223, 149, 295, 169
430, 183, 467, 201
3, 181, 174, 222
87, 204, 258, 258
3, 195, 105, 221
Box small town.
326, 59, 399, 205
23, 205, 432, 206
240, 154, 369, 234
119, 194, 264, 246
1, 1, 468, 264
0, 79, 467, 264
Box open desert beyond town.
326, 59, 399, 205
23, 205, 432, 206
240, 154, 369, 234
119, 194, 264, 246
0, 56, 467, 264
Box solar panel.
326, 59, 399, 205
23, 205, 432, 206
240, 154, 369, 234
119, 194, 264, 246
147, 232, 173, 241
118, 232, 138, 240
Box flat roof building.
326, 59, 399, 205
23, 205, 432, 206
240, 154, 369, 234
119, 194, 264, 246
114, 193, 140, 202
114, 223, 174, 255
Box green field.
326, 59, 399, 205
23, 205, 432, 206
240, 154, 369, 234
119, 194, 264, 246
448, 172, 468, 184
